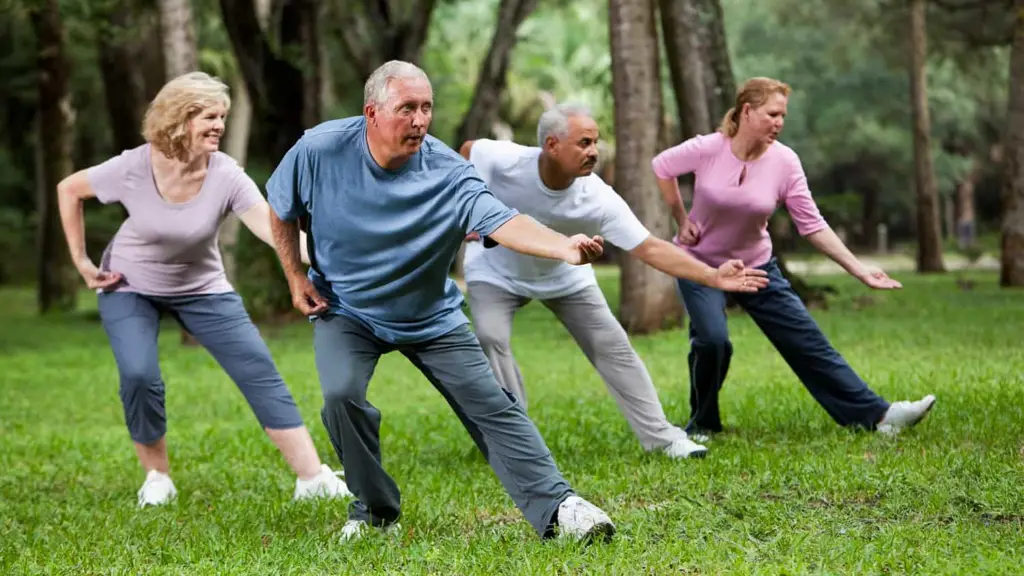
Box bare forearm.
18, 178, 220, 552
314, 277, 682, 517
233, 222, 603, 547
805, 227, 866, 277
656, 178, 688, 228
57, 184, 88, 265
486, 215, 574, 261
269, 213, 306, 280
632, 237, 716, 286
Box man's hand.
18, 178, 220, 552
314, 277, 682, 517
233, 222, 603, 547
855, 265, 902, 290
465, 231, 481, 242
75, 257, 122, 290
562, 234, 604, 265
287, 275, 328, 316
711, 259, 770, 293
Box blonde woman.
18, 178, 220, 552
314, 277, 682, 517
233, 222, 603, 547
653, 77, 936, 438
57, 72, 351, 507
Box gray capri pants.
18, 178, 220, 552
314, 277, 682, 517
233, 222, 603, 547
97, 291, 304, 444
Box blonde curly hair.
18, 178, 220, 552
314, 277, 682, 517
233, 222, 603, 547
142, 72, 231, 162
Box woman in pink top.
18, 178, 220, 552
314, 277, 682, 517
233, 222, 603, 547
652, 77, 935, 438
56, 72, 349, 508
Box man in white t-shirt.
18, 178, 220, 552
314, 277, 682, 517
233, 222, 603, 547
458, 103, 769, 459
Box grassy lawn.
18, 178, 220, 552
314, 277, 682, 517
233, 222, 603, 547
1, 270, 1022, 574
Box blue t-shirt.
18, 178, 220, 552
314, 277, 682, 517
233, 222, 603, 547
266, 116, 519, 345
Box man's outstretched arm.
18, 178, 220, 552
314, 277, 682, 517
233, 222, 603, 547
486, 214, 604, 265
629, 236, 769, 293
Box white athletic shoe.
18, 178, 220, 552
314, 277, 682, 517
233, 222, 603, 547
556, 496, 615, 542
877, 394, 936, 435
293, 464, 353, 501
663, 436, 709, 459
137, 469, 176, 508
339, 519, 400, 542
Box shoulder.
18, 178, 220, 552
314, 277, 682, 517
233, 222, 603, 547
297, 116, 366, 154
695, 131, 727, 152
469, 138, 535, 164
211, 151, 256, 184
91, 143, 149, 179
419, 134, 469, 169
768, 140, 804, 171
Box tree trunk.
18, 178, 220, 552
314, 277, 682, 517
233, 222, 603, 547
1001, 1, 1024, 287
609, 0, 683, 334
157, 0, 198, 78
454, 0, 539, 148
695, 0, 736, 121
450, 0, 538, 279
659, 0, 712, 139
96, 3, 146, 152
218, 0, 270, 287
31, 0, 77, 314
332, 0, 439, 82
220, 0, 321, 163
909, 0, 946, 272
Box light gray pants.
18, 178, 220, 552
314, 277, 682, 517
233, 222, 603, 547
466, 282, 689, 451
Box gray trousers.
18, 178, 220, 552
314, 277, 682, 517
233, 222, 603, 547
312, 314, 575, 538
97, 291, 305, 444
466, 282, 689, 452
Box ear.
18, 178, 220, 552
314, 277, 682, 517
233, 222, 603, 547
364, 103, 376, 124
544, 135, 558, 153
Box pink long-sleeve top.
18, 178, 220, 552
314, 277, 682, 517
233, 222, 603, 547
651, 131, 829, 268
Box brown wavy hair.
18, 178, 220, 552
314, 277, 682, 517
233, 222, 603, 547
718, 77, 791, 137
141, 72, 231, 162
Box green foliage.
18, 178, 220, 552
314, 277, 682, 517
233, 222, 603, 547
1, 270, 1022, 572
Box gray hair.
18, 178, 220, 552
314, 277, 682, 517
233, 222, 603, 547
363, 60, 432, 106
536, 103, 593, 147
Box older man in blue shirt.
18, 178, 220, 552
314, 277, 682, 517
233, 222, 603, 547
266, 60, 614, 543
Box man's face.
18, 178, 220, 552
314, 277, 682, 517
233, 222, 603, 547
366, 77, 433, 157
545, 115, 600, 177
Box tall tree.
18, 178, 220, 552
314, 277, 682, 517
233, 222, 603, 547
95, 0, 147, 152
219, 0, 272, 284
220, 0, 321, 163
659, 0, 712, 139
332, 0, 439, 82
453, 0, 539, 147
1001, 1, 1024, 286
609, 0, 683, 334
158, 0, 198, 77
451, 0, 539, 278
909, 0, 946, 272
695, 0, 735, 122
31, 0, 77, 313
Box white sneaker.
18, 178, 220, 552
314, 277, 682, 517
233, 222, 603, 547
663, 436, 709, 459
556, 496, 615, 542
877, 394, 936, 435
293, 464, 353, 501
137, 469, 176, 508
339, 519, 400, 542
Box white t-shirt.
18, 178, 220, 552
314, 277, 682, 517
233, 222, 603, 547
463, 139, 651, 299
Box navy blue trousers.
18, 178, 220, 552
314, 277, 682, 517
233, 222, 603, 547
676, 258, 890, 432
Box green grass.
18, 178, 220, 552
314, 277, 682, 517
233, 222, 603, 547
1, 270, 1022, 574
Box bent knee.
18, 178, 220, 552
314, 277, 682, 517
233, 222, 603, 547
473, 321, 512, 353
322, 376, 367, 409
118, 363, 162, 395
691, 329, 731, 350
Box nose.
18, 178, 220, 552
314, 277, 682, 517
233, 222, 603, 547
411, 108, 429, 128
